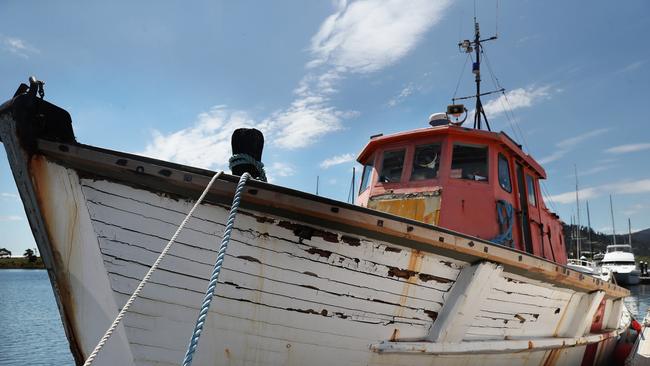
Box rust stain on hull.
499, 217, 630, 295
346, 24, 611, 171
393, 249, 424, 328
368, 194, 441, 226
542, 348, 562, 366
29, 155, 85, 364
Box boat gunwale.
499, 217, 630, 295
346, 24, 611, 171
371, 327, 624, 355
34, 138, 629, 299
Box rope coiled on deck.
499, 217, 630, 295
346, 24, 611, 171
82, 171, 224, 366
491, 199, 513, 247
181, 172, 250, 366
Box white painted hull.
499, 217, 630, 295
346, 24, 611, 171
614, 270, 641, 286
19, 159, 628, 366
0, 108, 632, 366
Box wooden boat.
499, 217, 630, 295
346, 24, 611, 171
0, 21, 633, 366
0, 79, 633, 366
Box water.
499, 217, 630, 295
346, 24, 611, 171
625, 284, 650, 321
0, 270, 75, 366
1, 270, 650, 365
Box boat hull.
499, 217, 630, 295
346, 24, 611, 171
614, 270, 641, 286
0, 107, 631, 366
15, 157, 629, 366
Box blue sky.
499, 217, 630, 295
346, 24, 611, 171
1, 0, 649, 256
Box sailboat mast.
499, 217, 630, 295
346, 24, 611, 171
574, 165, 581, 258
629, 218, 632, 246
609, 195, 617, 245
569, 215, 572, 258
586, 201, 593, 259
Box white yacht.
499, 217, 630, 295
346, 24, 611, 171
600, 244, 641, 286
567, 257, 613, 282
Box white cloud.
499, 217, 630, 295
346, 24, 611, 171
605, 143, 650, 154
1, 192, 19, 201
263, 97, 357, 149
547, 187, 600, 205
387, 83, 415, 107
309, 0, 451, 73
482, 86, 552, 119
265, 162, 296, 183
548, 179, 650, 204
616, 60, 645, 74
0, 215, 23, 222
320, 153, 356, 169
539, 128, 609, 164
537, 150, 566, 165
568, 165, 612, 178
1, 35, 39, 58
623, 203, 650, 216
140, 106, 257, 169
142, 1, 451, 165
274, 0, 449, 145
555, 128, 609, 150
269, 162, 295, 177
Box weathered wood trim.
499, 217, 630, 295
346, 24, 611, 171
35, 139, 629, 299
606, 299, 625, 330
32, 160, 136, 365
372, 327, 623, 354
561, 291, 605, 338
428, 262, 503, 342
0, 115, 84, 364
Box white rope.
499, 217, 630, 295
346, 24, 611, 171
82, 171, 224, 366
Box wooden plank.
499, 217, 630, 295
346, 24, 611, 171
82, 181, 463, 283
38, 140, 630, 299
428, 262, 503, 342
606, 299, 624, 330
100, 253, 437, 324
561, 291, 605, 338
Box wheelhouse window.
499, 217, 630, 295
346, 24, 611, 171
379, 149, 405, 183
359, 158, 374, 194
450, 144, 488, 182
526, 174, 537, 206
411, 143, 441, 181
498, 154, 512, 192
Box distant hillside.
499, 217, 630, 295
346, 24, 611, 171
563, 225, 650, 257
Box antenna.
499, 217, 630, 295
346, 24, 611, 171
347, 167, 356, 204
453, 17, 502, 131
574, 165, 581, 259
609, 195, 616, 245
316, 176, 319, 196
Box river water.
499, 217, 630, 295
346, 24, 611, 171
0, 270, 74, 366
1, 269, 650, 365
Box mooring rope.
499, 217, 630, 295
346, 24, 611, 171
82, 171, 224, 366
229, 153, 267, 182
181, 172, 250, 366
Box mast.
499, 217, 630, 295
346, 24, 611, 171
473, 20, 485, 130
574, 165, 581, 258
609, 195, 617, 245
454, 18, 501, 131
569, 215, 576, 254
629, 218, 633, 246
347, 167, 356, 204
586, 201, 593, 258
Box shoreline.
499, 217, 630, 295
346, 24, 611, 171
0, 257, 45, 269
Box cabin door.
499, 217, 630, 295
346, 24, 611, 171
515, 163, 534, 254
